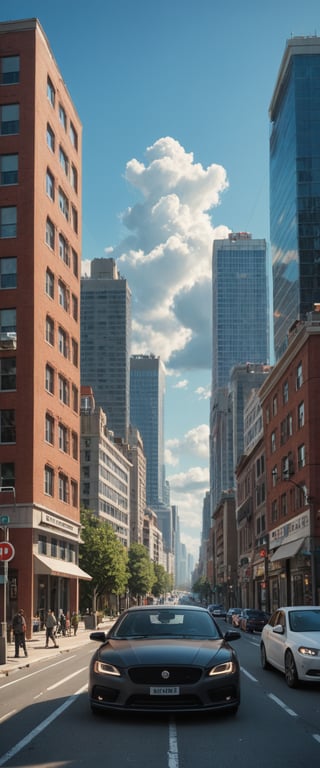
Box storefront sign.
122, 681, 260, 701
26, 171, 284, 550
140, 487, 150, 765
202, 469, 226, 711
269, 510, 310, 549
40, 511, 79, 536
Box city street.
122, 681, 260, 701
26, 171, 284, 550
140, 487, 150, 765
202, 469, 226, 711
0, 621, 319, 767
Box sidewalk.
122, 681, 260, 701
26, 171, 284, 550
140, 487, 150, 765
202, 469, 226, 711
0, 619, 115, 677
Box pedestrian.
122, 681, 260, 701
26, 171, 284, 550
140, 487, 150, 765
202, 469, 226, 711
45, 609, 58, 648
12, 608, 28, 658
71, 611, 79, 635
59, 611, 66, 636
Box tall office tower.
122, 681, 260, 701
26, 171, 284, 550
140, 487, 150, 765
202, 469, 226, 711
130, 354, 165, 508
0, 19, 87, 633
81, 258, 131, 442
270, 37, 320, 360
210, 233, 269, 513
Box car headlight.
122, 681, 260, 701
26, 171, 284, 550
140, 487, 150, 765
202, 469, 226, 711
208, 661, 235, 676
298, 646, 320, 657
94, 660, 121, 676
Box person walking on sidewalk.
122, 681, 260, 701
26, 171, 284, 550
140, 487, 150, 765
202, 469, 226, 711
12, 608, 28, 658
45, 609, 59, 648
71, 611, 79, 636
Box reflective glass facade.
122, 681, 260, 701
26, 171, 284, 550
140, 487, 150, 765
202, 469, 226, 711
270, 38, 320, 359
130, 355, 165, 508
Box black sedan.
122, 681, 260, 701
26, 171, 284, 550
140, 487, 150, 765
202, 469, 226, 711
239, 609, 269, 633
89, 605, 241, 715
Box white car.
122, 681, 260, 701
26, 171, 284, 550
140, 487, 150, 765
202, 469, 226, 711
260, 606, 320, 687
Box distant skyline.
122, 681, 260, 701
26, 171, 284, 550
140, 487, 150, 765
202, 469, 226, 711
3, 0, 320, 558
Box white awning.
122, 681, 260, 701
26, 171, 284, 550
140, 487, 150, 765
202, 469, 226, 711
270, 538, 305, 563
34, 553, 92, 580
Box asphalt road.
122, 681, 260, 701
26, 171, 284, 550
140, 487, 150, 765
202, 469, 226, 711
0, 622, 320, 768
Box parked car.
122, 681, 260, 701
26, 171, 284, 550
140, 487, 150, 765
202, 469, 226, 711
261, 605, 320, 687
232, 610, 243, 628
207, 603, 226, 619
226, 608, 242, 625
89, 604, 241, 715
239, 609, 269, 633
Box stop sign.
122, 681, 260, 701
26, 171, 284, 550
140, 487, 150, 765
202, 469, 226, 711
0, 541, 15, 561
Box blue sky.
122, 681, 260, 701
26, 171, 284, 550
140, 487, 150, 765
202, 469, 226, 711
3, 0, 320, 560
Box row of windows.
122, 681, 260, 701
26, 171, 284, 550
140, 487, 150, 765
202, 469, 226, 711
45, 412, 78, 458
270, 401, 305, 452
0, 205, 79, 248
44, 464, 78, 505
38, 534, 76, 562
266, 362, 303, 422
46, 76, 78, 150
46, 269, 78, 317
45, 364, 79, 410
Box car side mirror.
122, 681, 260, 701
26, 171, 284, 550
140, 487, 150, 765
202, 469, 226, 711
90, 631, 106, 642
273, 624, 284, 635
224, 630, 241, 641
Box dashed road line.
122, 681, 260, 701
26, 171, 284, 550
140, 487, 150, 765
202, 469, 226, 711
268, 693, 298, 717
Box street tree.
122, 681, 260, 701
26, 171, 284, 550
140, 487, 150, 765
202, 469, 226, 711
79, 508, 128, 612
127, 543, 155, 601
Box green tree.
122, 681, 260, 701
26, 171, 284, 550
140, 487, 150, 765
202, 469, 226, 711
127, 543, 155, 601
152, 563, 173, 598
192, 576, 211, 604
79, 508, 128, 612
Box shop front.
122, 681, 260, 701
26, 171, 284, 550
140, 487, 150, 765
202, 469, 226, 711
268, 511, 312, 609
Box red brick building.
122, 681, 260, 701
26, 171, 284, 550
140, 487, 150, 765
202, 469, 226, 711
0, 18, 90, 639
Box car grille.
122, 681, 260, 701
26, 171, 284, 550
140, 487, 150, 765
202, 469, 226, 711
128, 666, 202, 685
126, 694, 201, 709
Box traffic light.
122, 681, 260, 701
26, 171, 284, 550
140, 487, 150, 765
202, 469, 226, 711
259, 548, 267, 558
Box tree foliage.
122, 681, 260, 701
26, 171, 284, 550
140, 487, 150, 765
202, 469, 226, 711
79, 508, 128, 610
127, 543, 155, 598
152, 563, 173, 597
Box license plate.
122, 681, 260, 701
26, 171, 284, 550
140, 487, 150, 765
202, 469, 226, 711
150, 686, 180, 695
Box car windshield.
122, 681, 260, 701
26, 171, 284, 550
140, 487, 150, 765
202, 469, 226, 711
289, 609, 320, 632
110, 610, 221, 640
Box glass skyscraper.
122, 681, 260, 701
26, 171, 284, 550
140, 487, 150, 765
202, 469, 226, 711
81, 258, 131, 441
130, 354, 165, 508
270, 37, 320, 360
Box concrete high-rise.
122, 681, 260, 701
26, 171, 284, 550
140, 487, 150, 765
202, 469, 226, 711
130, 354, 165, 508
81, 258, 131, 442
0, 19, 88, 635
270, 36, 320, 360
210, 233, 270, 513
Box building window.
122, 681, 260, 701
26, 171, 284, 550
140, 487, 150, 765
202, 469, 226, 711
44, 465, 54, 496
71, 338, 78, 367
58, 187, 69, 220
272, 395, 278, 416
298, 444, 306, 469
45, 315, 54, 346
0, 257, 16, 288
0, 55, 20, 84
45, 218, 55, 250
71, 479, 78, 507
59, 145, 69, 176
0, 462, 15, 486
69, 122, 78, 150
59, 374, 69, 405
0, 409, 15, 443
58, 327, 69, 358
59, 103, 67, 130
283, 380, 289, 404
59, 234, 69, 265
59, 472, 69, 502
271, 430, 276, 453
72, 431, 78, 459
58, 279, 69, 311
45, 268, 54, 298
46, 168, 54, 200
272, 466, 278, 487
298, 401, 304, 428
46, 123, 55, 152
51, 538, 57, 556
0, 308, 16, 336
70, 164, 78, 192
0, 104, 19, 135
47, 77, 55, 107
0, 154, 18, 185
72, 384, 78, 413
45, 364, 54, 394
0, 357, 16, 390
38, 535, 47, 555
72, 294, 78, 321
71, 205, 78, 233
72, 248, 78, 277
58, 422, 69, 453
296, 362, 303, 390
271, 499, 278, 522
0, 206, 17, 238
45, 413, 54, 444
281, 493, 287, 517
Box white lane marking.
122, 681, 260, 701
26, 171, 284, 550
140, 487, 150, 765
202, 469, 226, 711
312, 734, 320, 744
268, 693, 298, 717
241, 666, 258, 682
47, 667, 87, 690
0, 655, 77, 689
0, 710, 17, 724
168, 719, 179, 768
0, 683, 87, 767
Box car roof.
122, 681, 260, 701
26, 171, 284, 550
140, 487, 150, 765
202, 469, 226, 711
277, 605, 319, 612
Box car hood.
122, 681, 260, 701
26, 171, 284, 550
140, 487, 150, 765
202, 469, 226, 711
289, 630, 320, 647
96, 638, 233, 667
